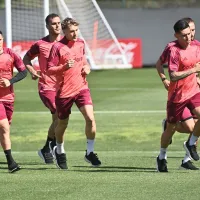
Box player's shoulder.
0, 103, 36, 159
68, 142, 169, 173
35, 35, 50, 46
76, 38, 85, 45
191, 39, 200, 46
3, 47, 15, 55
3, 47, 21, 59
76, 38, 84, 43
165, 40, 177, 49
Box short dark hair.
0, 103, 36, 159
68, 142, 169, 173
173, 19, 189, 33
45, 13, 59, 25
181, 17, 194, 24
0, 31, 2, 35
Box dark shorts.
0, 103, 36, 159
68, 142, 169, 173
167, 92, 200, 123
180, 107, 197, 122
56, 89, 93, 120
39, 90, 56, 114
0, 101, 14, 124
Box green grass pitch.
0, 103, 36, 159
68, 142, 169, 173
1, 69, 200, 200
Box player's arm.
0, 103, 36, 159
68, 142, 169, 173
47, 45, 74, 75
168, 49, 200, 81
23, 43, 41, 79
0, 52, 27, 87
156, 58, 170, 90
170, 68, 197, 81
82, 57, 90, 75
81, 45, 90, 75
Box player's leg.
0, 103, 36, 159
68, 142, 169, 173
157, 121, 176, 172
162, 108, 194, 144
177, 117, 198, 170
185, 93, 200, 160
76, 89, 101, 167
52, 96, 74, 169
157, 101, 185, 172
0, 102, 20, 173
38, 90, 57, 164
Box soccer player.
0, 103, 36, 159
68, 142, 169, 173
47, 17, 101, 169
23, 13, 62, 164
0, 31, 27, 172
156, 17, 200, 170
156, 19, 200, 172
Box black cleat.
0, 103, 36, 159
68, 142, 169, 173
8, 162, 21, 173
156, 156, 168, 172
184, 141, 199, 161
84, 151, 101, 167
162, 119, 172, 145
180, 160, 199, 170
38, 147, 54, 164
53, 147, 67, 169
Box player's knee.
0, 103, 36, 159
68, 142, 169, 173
0, 120, 10, 134
184, 125, 194, 133
85, 116, 95, 125
58, 118, 69, 127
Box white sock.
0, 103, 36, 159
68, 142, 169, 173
87, 139, 94, 155
159, 148, 167, 160
56, 142, 65, 154
189, 134, 198, 146
183, 154, 191, 164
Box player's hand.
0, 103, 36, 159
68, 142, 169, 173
194, 62, 200, 72
0, 78, 11, 87
81, 65, 90, 75
163, 79, 170, 91
65, 59, 75, 69
31, 74, 39, 80
29, 68, 41, 79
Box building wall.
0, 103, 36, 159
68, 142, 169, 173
0, 7, 199, 65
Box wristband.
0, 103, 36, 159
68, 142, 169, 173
161, 77, 166, 82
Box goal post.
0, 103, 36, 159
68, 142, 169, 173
5, 0, 132, 69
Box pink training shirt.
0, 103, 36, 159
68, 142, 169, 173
27, 36, 61, 91
160, 39, 200, 65
47, 37, 88, 98
167, 43, 200, 103
0, 48, 26, 102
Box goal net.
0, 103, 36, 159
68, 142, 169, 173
9, 0, 131, 69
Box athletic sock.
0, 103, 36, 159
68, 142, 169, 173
56, 142, 65, 154
183, 154, 191, 164
159, 148, 167, 160
87, 139, 94, 155
189, 134, 198, 146
44, 136, 54, 148
4, 149, 14, 165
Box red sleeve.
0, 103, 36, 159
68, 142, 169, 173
27, 42, 40, 59
47, 44, 66, 75
160, 45, 170, 65
8, 49, 26, 72
168, 47, 180, 72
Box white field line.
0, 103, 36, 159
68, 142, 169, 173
14, 110, 165, 114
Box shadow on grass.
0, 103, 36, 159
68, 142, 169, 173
0, 162, 7, 164
72, 166, 157, 173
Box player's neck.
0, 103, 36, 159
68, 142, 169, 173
48, 34, 61, 42
178, 41, 190, 49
